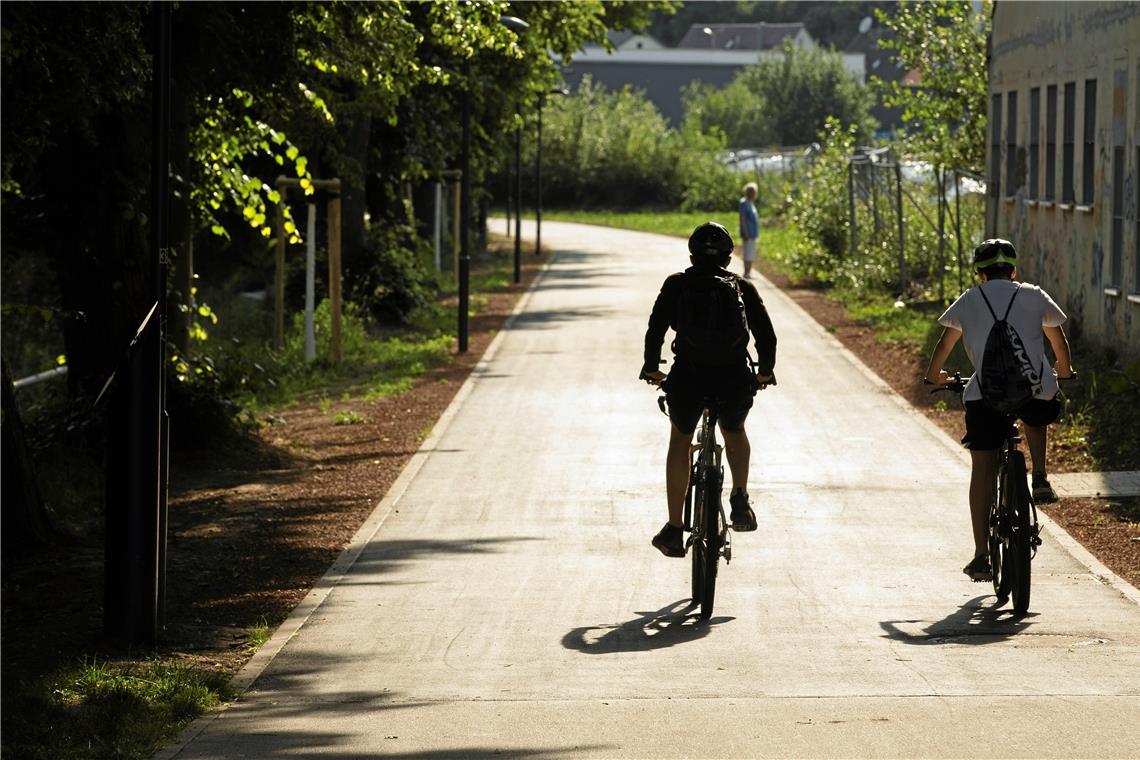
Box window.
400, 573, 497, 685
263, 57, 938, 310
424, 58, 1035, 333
1045, 85, 1057, 201
990, 93, 1002, 199
1006, 91, 1019, 195
1083, 79, 1097, 204
1111, 147, 1123, 288
1062, 81, 1076, 203
1029, 87, 1040, 199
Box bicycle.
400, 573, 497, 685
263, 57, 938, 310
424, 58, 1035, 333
651, 367, 775, 620
930, 372, 1043, 614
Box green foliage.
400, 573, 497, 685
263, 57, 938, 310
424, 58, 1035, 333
528, 76, 744, 211
681, 78, 774, 150
874, 0, 990, 172
352, 219, 439, 324
684, 42, 877, 148
786, 118, 858, 280
1, 659, 234, 760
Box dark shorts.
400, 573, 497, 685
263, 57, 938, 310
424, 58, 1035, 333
664, 359, 756, 435
962, 397, 1063, 451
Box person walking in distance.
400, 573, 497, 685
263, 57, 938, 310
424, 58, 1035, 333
924, 239, 1075, 581
640, 222, 777, 557
737, 182, 760, 279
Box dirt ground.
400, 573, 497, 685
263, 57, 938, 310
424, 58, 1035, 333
3, 239, 1136, 690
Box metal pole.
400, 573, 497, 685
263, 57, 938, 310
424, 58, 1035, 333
894, 161, 907, 292
936, 167, 946, 301
274, 197, 285, 350
847, 161, 857, 260
514, 120, 522, 283
459, 59, 471, 352
433, 182, 442, 272
535, 94, 543, 257
153, 1, 171, 638
327, 187, 342, 363
955, 170, 964, 293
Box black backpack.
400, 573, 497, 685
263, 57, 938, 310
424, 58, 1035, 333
673, 271, 749, 365
977, 284, 1044, 413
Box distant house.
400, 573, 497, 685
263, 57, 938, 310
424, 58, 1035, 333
561, 24, 863, 128
676, 22, 815, 51
988, 1, 1140, 355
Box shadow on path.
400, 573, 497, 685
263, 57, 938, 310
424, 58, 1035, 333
562, 599, 734, 654
880, 595, 1037, 645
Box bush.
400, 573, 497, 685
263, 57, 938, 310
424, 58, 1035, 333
785, 117, 857, 281
350, 219, 437, 324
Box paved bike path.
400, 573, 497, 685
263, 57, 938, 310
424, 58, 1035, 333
168, 221, 1140, 759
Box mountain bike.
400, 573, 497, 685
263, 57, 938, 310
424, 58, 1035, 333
931, 373, 1042, 613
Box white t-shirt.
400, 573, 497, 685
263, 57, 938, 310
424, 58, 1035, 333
938, 279, 1067, 402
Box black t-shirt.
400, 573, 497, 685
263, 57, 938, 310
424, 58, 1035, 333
642, 265, 777, 376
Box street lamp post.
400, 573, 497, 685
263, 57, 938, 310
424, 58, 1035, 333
513, 115, 523, 283
458, 14, 529, 351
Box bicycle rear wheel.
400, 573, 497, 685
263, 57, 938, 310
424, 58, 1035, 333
698, 478, 721, 619
690, 477, 706, 606
1008, 451, 1033, 614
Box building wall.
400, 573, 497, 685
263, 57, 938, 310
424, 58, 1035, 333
989, 1, 1140, 356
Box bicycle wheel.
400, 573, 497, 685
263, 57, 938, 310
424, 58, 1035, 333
699, 477, 721, 619
990, 470, 1010, 600
690, 475, 706, 606
1007, 451, 1033, 614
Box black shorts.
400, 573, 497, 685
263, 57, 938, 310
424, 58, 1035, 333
962, 397, 1063, 451
664, 359, 755, 435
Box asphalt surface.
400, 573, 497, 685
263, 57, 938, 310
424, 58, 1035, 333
165, 221, 1140, 759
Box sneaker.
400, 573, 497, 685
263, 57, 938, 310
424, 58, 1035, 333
1032, 473, 1057, 503
652, 523, 686, 558
962, 555, 993, 582
729, 490, 757, 532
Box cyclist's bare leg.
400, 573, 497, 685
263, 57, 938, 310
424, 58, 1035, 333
721, 426, 750, 495
1023, 423, 1047, 476
666, 423, 692, 528
969, 450, 998, 557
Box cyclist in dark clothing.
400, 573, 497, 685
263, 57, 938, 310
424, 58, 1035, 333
640, 222, 777, 557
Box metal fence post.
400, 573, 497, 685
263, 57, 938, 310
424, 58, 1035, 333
893, 161, 907, 292
847, 161, 857, 260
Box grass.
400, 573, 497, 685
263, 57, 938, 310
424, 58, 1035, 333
1, 658, 236, 760
246, 619, 272, 653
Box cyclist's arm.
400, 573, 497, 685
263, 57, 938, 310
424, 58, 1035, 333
642, 276, 680, 377
924, 326, 961, 384
1043, 324, 1075, 378
740, 282, 776, 376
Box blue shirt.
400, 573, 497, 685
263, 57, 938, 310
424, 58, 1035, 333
738, 197, 759, 240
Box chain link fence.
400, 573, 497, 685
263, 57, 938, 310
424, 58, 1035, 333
846, 147, 986, 300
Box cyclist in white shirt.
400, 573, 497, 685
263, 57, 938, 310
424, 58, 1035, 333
924, 239, 1075, 582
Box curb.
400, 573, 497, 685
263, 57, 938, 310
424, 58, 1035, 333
757, 274, 1140, 609
155, 250, 559, 760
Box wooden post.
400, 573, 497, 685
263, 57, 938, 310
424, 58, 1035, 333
275, 196, 285, 351
327, 186, 342, 363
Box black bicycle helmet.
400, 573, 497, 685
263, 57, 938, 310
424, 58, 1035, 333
972, 238, 1017, 271
688, 221, 734, 257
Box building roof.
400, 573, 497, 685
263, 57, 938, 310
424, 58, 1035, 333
677, 22, 809, 51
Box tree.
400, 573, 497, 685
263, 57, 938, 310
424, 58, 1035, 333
684, 41, 876, 148
873, 0, 990, 172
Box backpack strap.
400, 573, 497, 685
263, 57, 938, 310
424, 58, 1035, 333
977, 282, 1021, 323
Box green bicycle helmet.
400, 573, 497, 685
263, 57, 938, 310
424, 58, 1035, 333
972, 238, 1017, 271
